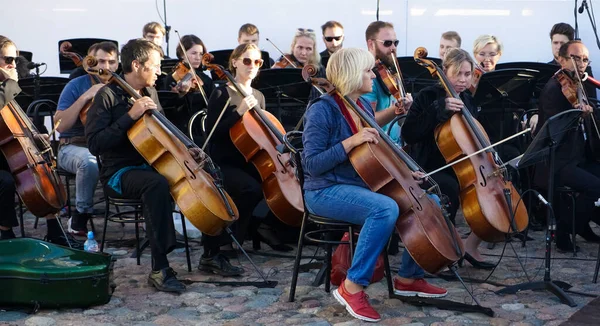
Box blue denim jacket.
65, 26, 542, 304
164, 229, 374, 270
302, 94, 372, 191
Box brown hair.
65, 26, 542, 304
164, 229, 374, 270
94, 41, 119, 56
0, 35, 18, 55
558, 39, 583, 58
321, 21, 343, 34
238, 23, 259, 38
121, 38, 163, 74
229, 43, 261, 76
441, 31, 462, 47
142, 22, 166, 36
443, 48, 473, 76
550, 23, 575, 41
365, 21, 394, 41
175, 35, 206, 60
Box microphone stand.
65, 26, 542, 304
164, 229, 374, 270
581, 0, 600, 50
163, 0, 171, 58
33, 65, 41, 101
576, 0, 581, 39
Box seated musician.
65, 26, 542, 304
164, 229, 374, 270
86, 38, 201, 293
142, 22, 168, 58
363, 21, 412, 143
69, 43, 100, 80
304, 48, 447, 323
55, 41, 118, 237
271, 28, 321, 69
160, 34, 213, 134
548, 23, 575, 66
439, 31, 461, 60
401, 48, 495, 270
237, 23, 274, 67
319, 20, 344, 68
535, 40, 600, 251
0, 35, 80, 247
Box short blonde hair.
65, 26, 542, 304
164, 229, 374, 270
473, 34, 503, 56
443, 48, 474, 77
327, 48, 374, 96
291, 29, 321, 67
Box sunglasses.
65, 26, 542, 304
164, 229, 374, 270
324, 36, 343, 42
242, 57, 264, 67
297, 28, 315, 34
374, 39, 400, 48
0, 56, 18, 64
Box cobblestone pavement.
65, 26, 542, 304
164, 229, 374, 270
1, 205, 600, 326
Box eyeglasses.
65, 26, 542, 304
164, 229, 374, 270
374, 39, 399, 48
569, 54, 591, 65
0, 56, 18, 65
297, 28, 315, 35
242, 57, 264, 67
477, 52, 499, 58
324, 35, 343, 42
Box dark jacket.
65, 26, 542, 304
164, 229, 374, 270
86, 81, 162, 183
0, 79, 20, 108
401, 84, 478, 171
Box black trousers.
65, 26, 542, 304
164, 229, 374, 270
104, 169, 176, 270
203, 164, 263, 251
431, 170, 461, 225
0, 170, 18, 228
557, 160, 600, 234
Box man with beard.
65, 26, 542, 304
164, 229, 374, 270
363, 21, 411, 143
320, 21, 344, 68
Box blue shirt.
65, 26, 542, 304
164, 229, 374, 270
57, 75, 93, 138
362, 78, 400, 142
302, 94, 372, 191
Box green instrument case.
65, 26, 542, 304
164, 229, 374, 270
0, 238, 115, 308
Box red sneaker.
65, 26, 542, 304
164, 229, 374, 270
333, 282, 381, 322
393, 278, 448, 298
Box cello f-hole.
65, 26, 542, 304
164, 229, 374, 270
479, 165, 487, 187
409, 186, 424, 211
184, 160, 197, 180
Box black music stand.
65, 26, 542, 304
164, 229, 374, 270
58, 38, 119, 74
15, 77, 70, 110
19, 51, 33, 63
396, 56, 442, 93
473, 68, 538, 158
208, 49, 271, 80
495, 109, 582, 307
496, 62, 558, 99
252, 68, 312, 130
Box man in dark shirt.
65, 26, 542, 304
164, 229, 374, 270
536, 40, 600, 251
548, 23, 574, 65
86, 38, 203, 293
319, 20, 344, 68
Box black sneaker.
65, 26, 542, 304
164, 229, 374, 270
148, 267, 186, 293
68, 212, 91, 237
0, 229, 16, 240
198, 253, 244, 276
45, 232, 84, 250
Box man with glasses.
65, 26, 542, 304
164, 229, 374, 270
363, 21, 411, 143
54, 41, 119, 238
535, 40, 600, 252
320, 21, 344, 68
86, 38, 203, 293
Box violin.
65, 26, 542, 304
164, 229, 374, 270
469, 62, 486, 95
0, 100, 66, 216
302, 64, 463, 274
414, 47, 528, 243
202, 53, 304, 227
173, 31, 209, 106
59, 41, 101, 126
272, 54, 301, 69
85, 56, 239, 236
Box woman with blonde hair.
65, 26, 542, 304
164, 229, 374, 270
472, 34, 503, 72
303, 48, 446, 323
272, 28, 321, 68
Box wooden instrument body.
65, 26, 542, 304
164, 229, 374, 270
230, 110, 303, 227
0, 103, 66, 216
128, 113, 239, 236
435, 114, 528, 242
349, 136, 463, 273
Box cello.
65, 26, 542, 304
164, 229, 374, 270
302, 64, 464, 274
0, 100, 66, 216
59, 41, 101, 126
84, 56, 239, 236
201, 53, 304, 227
414, 47, 529, 242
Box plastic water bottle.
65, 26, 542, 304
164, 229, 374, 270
84, 231, 99, 253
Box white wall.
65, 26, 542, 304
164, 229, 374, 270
7, 0, 600, 76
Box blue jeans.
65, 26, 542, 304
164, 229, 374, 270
305, 184, 399, 286
58, 144, 99, 214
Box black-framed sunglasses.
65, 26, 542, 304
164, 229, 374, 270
374, 39, 399, 48
242, 57, 264, 67
0, 56, 18, 64
297, 28, 315, 33
324, 36, 343, 42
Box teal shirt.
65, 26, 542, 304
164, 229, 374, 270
362, 78, 400, 142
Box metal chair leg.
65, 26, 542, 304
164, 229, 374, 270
289, 213, 308, 302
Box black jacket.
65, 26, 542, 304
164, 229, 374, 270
401, 84, 478, 171
86, 81, 162, 183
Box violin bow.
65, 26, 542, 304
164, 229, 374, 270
174, 30, 209, 106
265, 38, 298, 68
